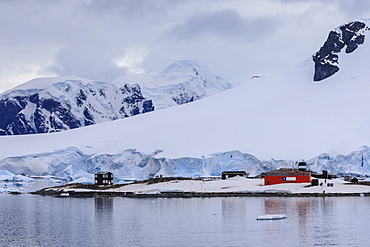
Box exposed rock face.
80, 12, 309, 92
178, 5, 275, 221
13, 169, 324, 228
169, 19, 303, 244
0, 80, 154, 135
170, 87, 203, 105
312, 20, 369, 81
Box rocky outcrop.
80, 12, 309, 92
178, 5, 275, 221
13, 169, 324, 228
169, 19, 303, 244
313, 20, 369, 81
0, 80, 154, 135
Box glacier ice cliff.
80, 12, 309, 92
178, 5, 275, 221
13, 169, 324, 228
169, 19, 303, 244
1, 146, 370, 182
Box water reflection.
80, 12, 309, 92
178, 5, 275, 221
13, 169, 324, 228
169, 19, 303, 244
94, 197, 114, 245
263, 198, 287, 215
261, 197, 341, 246
262, 197, 312, 221
222, 198, 247, 219
1, 195, 370, 246
311, 198, 339, 246
95, 196, 113, 215
221, 198, 247, 236
296, 199, 311, 220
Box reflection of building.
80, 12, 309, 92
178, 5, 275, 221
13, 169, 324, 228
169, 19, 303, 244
296, 199, 311, 222
261, 169, 311, 185
95, 197, 114, 231
264, 198, 286, 215
95, 197, 114, 212
94, 172, 113, 185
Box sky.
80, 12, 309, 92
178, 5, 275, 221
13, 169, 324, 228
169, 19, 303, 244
0, 0, 369, 93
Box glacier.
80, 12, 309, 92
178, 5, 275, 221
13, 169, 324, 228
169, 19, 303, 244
1, 146, 369, 184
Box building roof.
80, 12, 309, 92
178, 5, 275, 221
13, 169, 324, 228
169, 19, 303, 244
95, 172, 113, 175
262, 169, 310, 177
221, 171, 247, 174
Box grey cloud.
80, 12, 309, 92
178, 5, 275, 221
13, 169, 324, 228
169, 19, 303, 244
334, 0, 370, 17
166, 9, 280, 42
272, 0, 370, 18
2, 0, 369, 92
0, 0, 173, 47
84, 0, 179, 15
47, 42, 128, 82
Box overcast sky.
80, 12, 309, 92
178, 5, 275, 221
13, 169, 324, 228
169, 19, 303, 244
0, 0, 369, 93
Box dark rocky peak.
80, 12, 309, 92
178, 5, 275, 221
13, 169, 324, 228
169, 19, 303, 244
312, 20, 370, 81
0, 79, 154, 135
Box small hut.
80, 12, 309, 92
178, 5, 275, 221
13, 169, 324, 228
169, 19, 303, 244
298, 162, 307, 171
94, 172, 113, 185
221, 171, 247, 180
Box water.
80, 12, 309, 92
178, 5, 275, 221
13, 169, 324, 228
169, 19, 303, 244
0, 195, 369, 247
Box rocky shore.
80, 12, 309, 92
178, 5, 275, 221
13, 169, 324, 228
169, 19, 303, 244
31, 177, 370, 198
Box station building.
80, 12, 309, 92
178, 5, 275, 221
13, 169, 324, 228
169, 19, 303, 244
261, 168, 311, 186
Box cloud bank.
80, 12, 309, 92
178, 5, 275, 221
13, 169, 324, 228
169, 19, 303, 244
0, 0, 368, 92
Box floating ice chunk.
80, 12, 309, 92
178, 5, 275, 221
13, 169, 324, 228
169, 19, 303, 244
0, 170, 33, 182
257, 214, 287, 220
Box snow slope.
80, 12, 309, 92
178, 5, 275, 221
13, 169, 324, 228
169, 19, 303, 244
1, 19, 370, 180
106, 177, 370, 195
2, 58, 368, 160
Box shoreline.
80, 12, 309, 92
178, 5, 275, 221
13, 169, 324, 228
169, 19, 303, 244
31, 190, 370, 198
30, 177, 370, 198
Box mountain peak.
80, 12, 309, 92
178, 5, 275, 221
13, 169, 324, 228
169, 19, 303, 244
160, 60, 205, 71
159, 60, 209, 79
312, 19, 370, 81
114, 60, 234, 109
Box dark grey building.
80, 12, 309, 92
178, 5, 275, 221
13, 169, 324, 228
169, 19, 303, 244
94, 172, 113, 185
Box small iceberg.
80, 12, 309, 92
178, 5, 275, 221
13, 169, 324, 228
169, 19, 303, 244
57, 193, 70, 197
0, 170, 33, 182
134, 190, 161, 195
257, 214, 287, 220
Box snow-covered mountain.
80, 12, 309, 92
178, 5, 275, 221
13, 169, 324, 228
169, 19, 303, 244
0, 77, 154, 135
114, 60, 234, 109
1, 19, 370, 181
0, 60, 233, 135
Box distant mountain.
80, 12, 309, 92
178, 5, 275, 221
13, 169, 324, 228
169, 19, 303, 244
114, 60, 234, 110
0, 60, 233, 135
0, 77, 154, 135
313, 19, 370, 81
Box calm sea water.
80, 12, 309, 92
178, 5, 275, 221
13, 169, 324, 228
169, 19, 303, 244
0, 195, 369, 247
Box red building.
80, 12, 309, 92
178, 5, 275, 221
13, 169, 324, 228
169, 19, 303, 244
262, 169, 311, 185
